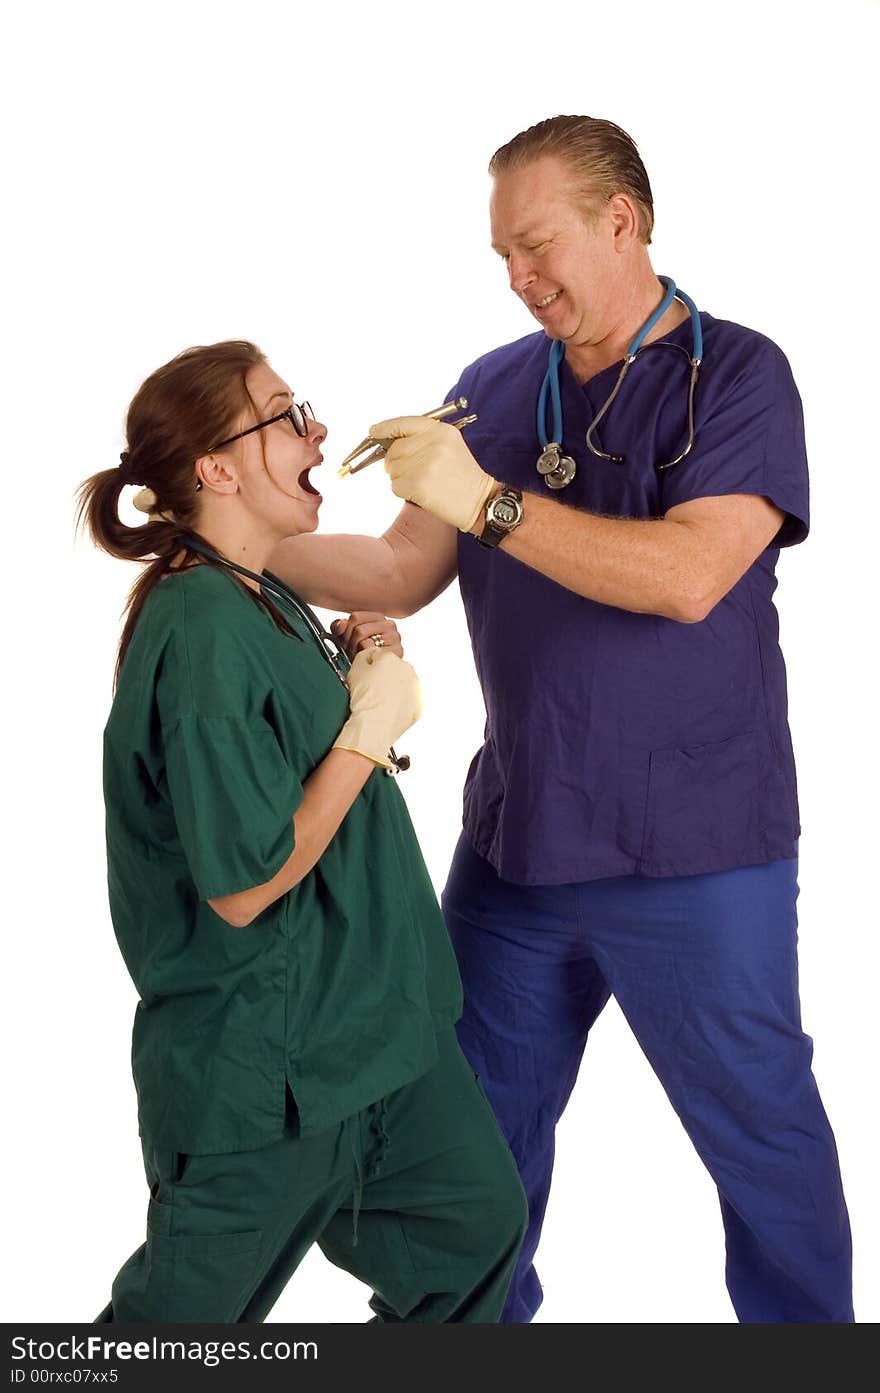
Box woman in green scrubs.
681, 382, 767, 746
79, 339, 526, 1322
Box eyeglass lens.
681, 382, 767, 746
288, 401, 315, 437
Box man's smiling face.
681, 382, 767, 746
489, 154, 625, 350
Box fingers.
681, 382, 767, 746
337, 648, 423, 763
350, 617, 403, 658
380, 419, 473, 478
368, 415, 438, 442
330, 613, 404, 659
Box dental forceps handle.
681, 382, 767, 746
338, 398, 474, 477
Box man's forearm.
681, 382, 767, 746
377, 416, 710, 621
477, 492, 702, 621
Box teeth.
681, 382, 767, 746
536, 291, 561, 308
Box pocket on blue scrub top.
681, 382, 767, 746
145, 1196, 263, 1321
640, 730, 761, 873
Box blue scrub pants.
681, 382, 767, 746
441, 834, 853, 1323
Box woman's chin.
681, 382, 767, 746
278, 499, 322, 539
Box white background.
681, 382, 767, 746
3, 0, 878, 1324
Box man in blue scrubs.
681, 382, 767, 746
271, 114, 853, 1322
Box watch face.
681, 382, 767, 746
495, 500, 518, 525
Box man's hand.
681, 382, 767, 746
370, 415, 498, 533
330, 612, 404, 658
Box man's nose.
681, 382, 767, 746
507, 253, 536, 297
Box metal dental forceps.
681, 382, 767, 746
338, 398, 478, 478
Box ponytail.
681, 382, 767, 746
75, 463, 201, 690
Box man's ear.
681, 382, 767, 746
607, 192, 640, 250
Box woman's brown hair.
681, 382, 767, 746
76, 339, 292, 689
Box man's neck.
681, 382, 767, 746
564, 275, 691, 385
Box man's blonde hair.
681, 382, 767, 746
489, 115, 654, 245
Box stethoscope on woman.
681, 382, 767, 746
535, 275, 704, 489
184, 535, 410, 776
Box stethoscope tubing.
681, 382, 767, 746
537, 275, 703, 474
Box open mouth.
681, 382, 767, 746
298, 457, 323, 496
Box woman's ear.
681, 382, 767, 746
195, 451, 240, 497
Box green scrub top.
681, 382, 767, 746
103, 562, 463, 1155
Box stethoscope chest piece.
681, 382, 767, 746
536, 442, 577, 490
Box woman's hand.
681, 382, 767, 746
330, 612, 404, 659
332, 649, 423, 770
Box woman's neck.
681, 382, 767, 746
194, 517, 276, 593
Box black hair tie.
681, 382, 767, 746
118, 450, 138, 485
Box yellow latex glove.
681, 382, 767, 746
370, 416, 498, 533
332, 648, 423, 770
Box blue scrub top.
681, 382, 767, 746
448, 313, 809, 885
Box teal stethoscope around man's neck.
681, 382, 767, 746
536, 275, 704, 489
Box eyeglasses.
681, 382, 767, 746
207, 400, 316, 453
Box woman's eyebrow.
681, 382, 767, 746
264, 390, 293, 409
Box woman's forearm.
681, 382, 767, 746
208, 748, 375, 926
269, 531, 402, 612
267, 504, 458, 619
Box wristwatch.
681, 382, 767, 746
476, 486, 524, 548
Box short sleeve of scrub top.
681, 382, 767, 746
150, 580, 307, 904
164, 712, 304, 902
659, 338, 810, 548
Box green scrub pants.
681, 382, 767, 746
96, 1028, 528, 1323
